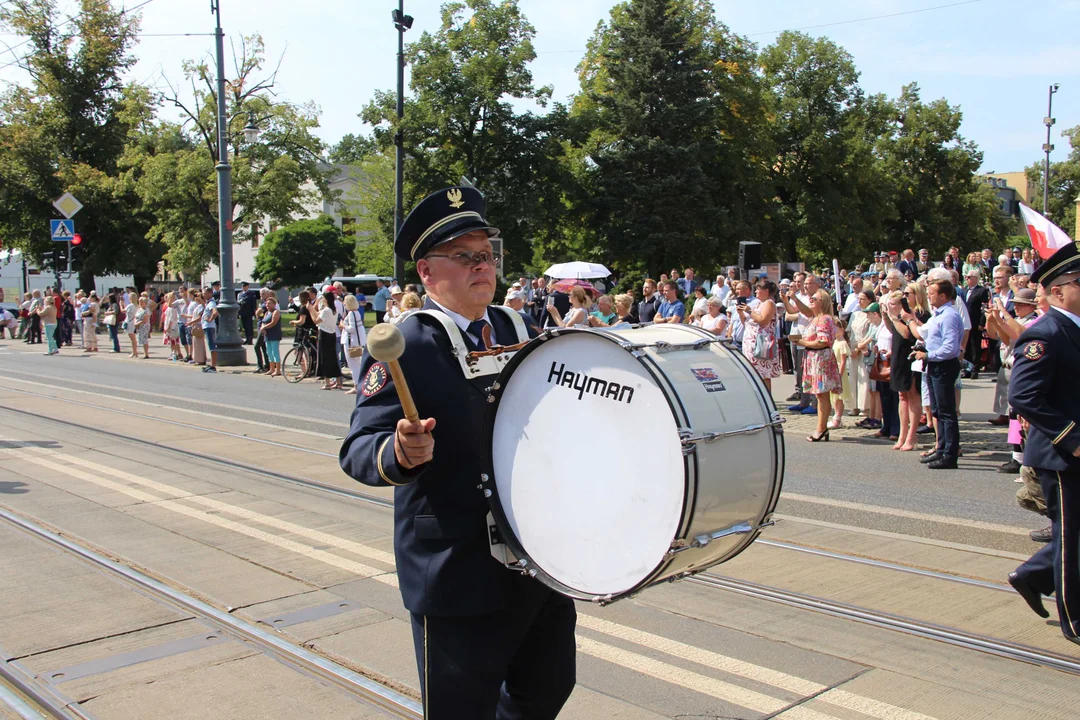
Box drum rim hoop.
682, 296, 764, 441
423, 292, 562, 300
480, 327, 688, 602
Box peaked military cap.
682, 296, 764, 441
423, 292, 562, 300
1031, 242, 1080, 287
394, 186, 500, 262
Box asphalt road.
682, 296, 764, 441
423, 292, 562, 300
0, 341, 1044, 539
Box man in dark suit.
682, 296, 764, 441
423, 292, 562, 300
962, 268, 991, 378
532, 276, 550, 327
1007, 241, 1080, 646
339, 186, 576, 718
896, 249, 917, 278
237, 282, 258, 344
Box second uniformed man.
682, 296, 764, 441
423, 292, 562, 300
1007, 241, 1080, 646
339, 186, 577, 717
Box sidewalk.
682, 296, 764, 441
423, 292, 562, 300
768, 373, 1012, 458
4, 333, 357, 384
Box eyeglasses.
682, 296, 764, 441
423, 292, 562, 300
425, 251, 502, 268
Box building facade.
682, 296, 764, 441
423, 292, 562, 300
198, 162, 364, 288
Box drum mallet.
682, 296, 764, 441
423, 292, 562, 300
366, 323, 419, 423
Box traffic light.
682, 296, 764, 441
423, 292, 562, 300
52, 244, 68, 270
70, 234, 84, 271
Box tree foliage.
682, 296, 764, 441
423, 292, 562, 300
361, 0, 568, 272
122, 35, 328, 275
329, 133, 376, 164
252, 215, 353, 287
759, 32, 892, 267
0, 0, 163, 287
570, 0, 769, 276
877, 83, 1008, 254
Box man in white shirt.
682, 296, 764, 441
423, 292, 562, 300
725, 282, 759, 345
711, 274, 732, 306
841, 276, 863, 319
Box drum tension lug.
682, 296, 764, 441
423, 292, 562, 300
667, 520, 775, 555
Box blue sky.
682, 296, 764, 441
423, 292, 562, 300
2, 0, 1078, 173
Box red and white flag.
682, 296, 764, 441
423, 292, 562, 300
1019, 204, 1073, 260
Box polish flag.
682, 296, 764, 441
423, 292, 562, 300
1019, 204, 1073, 260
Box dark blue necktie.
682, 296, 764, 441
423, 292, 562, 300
466, 319, 492, 351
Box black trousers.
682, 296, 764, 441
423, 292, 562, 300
926, 358, 961, 460
964, 328, 984, 375
240, 313, 254, 343
1013, 468, 1080, 641
410, 581, 576, 719
375, 310, 386, 324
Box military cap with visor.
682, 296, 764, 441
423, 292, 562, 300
394, 186, 500, 262
1031, 242, 1080, 288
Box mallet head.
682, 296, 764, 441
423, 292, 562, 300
367, 323, 406, 363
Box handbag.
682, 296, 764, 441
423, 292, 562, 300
346, 311, 364, 358
102, 313, 116, 326
752, 330, 776, 360
191, 325, 205, 339
870, 355, 891, 382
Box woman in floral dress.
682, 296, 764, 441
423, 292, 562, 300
797, 289, 842, 442
739, 279, 782, 390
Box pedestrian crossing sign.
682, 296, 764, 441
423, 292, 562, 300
50, 219, 75, 241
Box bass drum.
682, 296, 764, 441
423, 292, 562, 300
482, 324, 784, 603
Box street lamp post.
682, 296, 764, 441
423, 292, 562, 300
392, 3, 413, 283
210, 0, 246, 366
1043, 83, 1059, 217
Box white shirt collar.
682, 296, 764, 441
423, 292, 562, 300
1051, 305, 1080, 330
429, 299, 497, 345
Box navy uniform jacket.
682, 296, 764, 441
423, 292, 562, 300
339, 301, 537, 616
1008, 308, 1080, 472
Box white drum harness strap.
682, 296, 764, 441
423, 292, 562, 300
410, 306, 531, 380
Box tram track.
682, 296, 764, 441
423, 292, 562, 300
0, 659, 86, 720
2, 388, 1078, 678
0, 505, 422, 719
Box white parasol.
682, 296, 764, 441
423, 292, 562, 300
543, 261, 612, 279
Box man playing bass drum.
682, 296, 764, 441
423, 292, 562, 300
339, 186, 576, 718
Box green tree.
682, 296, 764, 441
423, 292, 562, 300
252, 215, 353, 287
877, 83, 1010, 254
0, 0, 163, 288
569, 0, 769, 276
361, 0, 568, 272
329, 133, 376, 164
1026, 125, 1080, 237
760, 31, 892, 267
123, 35, 328, 275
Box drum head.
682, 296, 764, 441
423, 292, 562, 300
488, 331, 685, 597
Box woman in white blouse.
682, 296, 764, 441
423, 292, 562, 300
315, 290, 344, 390
341, 294, 367, 394
1017, 248, 1035, 275
695, 297, 728, 335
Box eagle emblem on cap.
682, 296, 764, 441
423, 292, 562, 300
447, 188, 464, 209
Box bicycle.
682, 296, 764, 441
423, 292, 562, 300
282, 327, 318, 383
